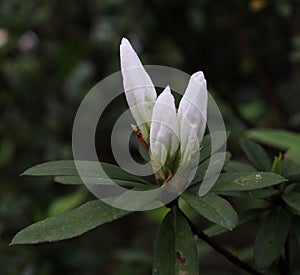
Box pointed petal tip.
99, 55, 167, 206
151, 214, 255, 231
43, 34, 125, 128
159, 85, 172, 98
120, 37, 132, 51
192, 71, 205, 81
121, 37, 130, 46
156, 85, 175, 105
120, 37, 142, 69
164, 85, 171, 92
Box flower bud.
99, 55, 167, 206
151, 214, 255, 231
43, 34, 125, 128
120, 37, 157, 144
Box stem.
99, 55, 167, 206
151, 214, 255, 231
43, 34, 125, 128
178, 208, 263, 275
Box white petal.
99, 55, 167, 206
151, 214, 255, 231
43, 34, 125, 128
178, 71, 207, 164
150, 86, 179, 168
120, 37, 157, 142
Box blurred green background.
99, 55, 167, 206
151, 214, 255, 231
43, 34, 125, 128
1, 0, 299, 274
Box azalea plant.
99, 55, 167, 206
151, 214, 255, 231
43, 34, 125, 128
120, 37, 207, 188
11, 38, 300, 275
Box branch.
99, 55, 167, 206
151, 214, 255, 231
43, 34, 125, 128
178, 208, 264, 275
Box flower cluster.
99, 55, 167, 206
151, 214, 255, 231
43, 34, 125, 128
120, 38, 207, 185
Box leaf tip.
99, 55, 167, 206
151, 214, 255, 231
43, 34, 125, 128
20, 171, 27, 176
9, 236, 21, 246
20, 167, 32, 176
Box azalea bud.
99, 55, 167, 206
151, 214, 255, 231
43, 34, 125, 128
120, 37, 157, 144
150, 86, 179, 182
178, 72, 207, 166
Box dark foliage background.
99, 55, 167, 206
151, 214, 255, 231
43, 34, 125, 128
1, 0, 299, 274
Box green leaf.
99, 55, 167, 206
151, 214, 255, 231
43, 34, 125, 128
191, 152, 231, 185
254, 208, 290, 269
224, 160, 256, 172
281, 160, 300, 181
11, 200, 130, 244
211, 172, 286, 192
204, 209, 262, 237
286, 147, 300, 166
112, 184, 163, 210
215, 188, 280, 198
282, 192, 300, 212
181, 193, 238, 230
22, 160, 146, 184
247, 129, 300, 165
284, 183, 296, 194
240, 138, 272, 171
245, 188, 280, 198
153, 207, 198, 275
247, 129, 300, 150
271, 153, 282, 174
199, 131, 229, 163
54, 176, 144, 187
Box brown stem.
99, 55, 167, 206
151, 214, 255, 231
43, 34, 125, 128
178, 207, 264, 275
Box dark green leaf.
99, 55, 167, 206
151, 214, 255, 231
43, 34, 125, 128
22, 160, 146, 184
181, 193, 238, 230
191, 152, 231, 185
247, 129, 300, 166
211, 172, 286, 192
11, 200, 130, 244
112, 184, 163, 211
245, 188, 280, 198
54, 176, 144, 187
204, 209, 262, 237
254, 208, 290, 269
224, 160, 256, 172
247, 129, 300, 150
215, 188, 280, 198
282, 192, 300, 212
199, 131, 229, 163
153, 207, 198, 275
286, 147, 300, 166
240, 138, 271, 171
281, 160, 300, 181
284, 183, 296, 193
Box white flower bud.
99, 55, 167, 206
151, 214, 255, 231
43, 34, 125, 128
120, 38, 208, 185
150, 86, 179, 172
178, 72, 207, 166
120, 38, 157, 143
